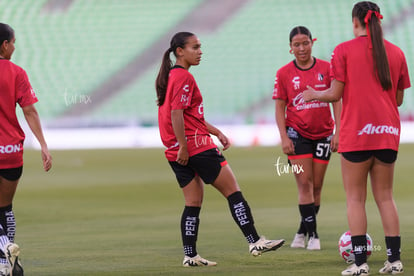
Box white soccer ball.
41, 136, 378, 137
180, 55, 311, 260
338, 230, 373, 263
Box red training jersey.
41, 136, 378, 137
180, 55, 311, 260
158, 66, 216, 161
273, 58, 334, 140
0, 59, 38, 169
331, 36, 411, 152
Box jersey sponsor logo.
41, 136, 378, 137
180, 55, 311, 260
0, 144, 22, 154
180, 94, 189, 104
180, 84, 190, 105
292, 76, 300, 90
292, 92, 329, 110
198, 103, 203, 115
357, 124, 399, 136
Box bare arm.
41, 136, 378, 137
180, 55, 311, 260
22, 104, 52, 171
330, 100, 342, 152
275, 99, 294, 155
303, 79, 345, 102
171, 109, 189, 165
396, 89, 404, 106
205, 121, 231, 150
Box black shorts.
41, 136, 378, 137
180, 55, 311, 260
341, 149, 397, 164
0, 166, 23, 181
169, 148, 227, 188
286, 127, 332, 164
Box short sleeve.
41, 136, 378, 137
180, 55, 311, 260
397, 51, 411, 90
170, 74, 195, 110
330, 45, 346, 83
16, 68, 38, 107
272, 70, 287, 101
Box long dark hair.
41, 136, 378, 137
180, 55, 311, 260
0, 23, 14, 45
352, 1, 392, 90
289, 26, 312, 42
155, 32, 195, 106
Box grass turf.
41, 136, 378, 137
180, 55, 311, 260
13, 144, 414, 275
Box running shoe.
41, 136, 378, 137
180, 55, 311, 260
249, 236, 285, 256
379, 260, 403, 274
183, 254, 217, 267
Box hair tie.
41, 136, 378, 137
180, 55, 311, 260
364, 10, 383, 49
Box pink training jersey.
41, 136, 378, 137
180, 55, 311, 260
158, 66, 216, 161
0, 59, 38, 169
273, 58, 334, 140
331, 36, 411, 152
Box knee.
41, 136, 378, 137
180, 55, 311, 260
185, 199, 203, 207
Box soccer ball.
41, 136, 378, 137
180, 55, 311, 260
338, 231, 373, 263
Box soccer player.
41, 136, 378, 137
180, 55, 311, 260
273, 26, 341, 251
0, 23, 52, 276
155, 32, 285, 267
303, 2, 410, 275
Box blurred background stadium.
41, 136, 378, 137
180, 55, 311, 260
2, 0, 414, 149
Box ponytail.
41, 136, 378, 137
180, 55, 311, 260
155, 32, 195, 106
155, 48, 173, 106
353, 1, 392, 90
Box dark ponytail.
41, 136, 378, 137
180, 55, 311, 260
352, 1, 392, 91
0, 23, 14, 45
155, 32, 195, 106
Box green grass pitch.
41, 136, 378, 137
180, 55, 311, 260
14, 144, 414, 275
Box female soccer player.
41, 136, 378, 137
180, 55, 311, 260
0, 23, 52, 276
303, 2, 410, 275
273, 26, 341, 251
156, 32, 284, 267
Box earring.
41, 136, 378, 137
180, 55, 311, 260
289, 49, 293, 54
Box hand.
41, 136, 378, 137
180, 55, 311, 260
330, 132, 339, 152
302, 85, 316, 102
41, 147, 52, 171
176, 146, 189, 166
217, 132, 231, 151
281, 137, 295, 155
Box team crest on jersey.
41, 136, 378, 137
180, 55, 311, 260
318, 73, 324, 81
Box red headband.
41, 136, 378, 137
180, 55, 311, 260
364, 10, 383, 48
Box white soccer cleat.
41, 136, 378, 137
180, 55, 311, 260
5, 243, 23, 276
182, 254, 217, 267
306, 236, 321, 250
341, 263, 369, 276
379, 260, 403, 274
290, 233, 306, 248
249, 236, 285, 256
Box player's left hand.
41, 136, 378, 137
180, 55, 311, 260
41, 147, 52, 171
217, 132, 231, 151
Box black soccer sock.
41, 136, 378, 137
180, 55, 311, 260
351, 235, 368, 266
385, 236, 401, 263
297, 204, 320, 235
0, 204, 15, 243
227, 191, 260, 244
299, 203, 318, 238
181, 206, 200, 257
